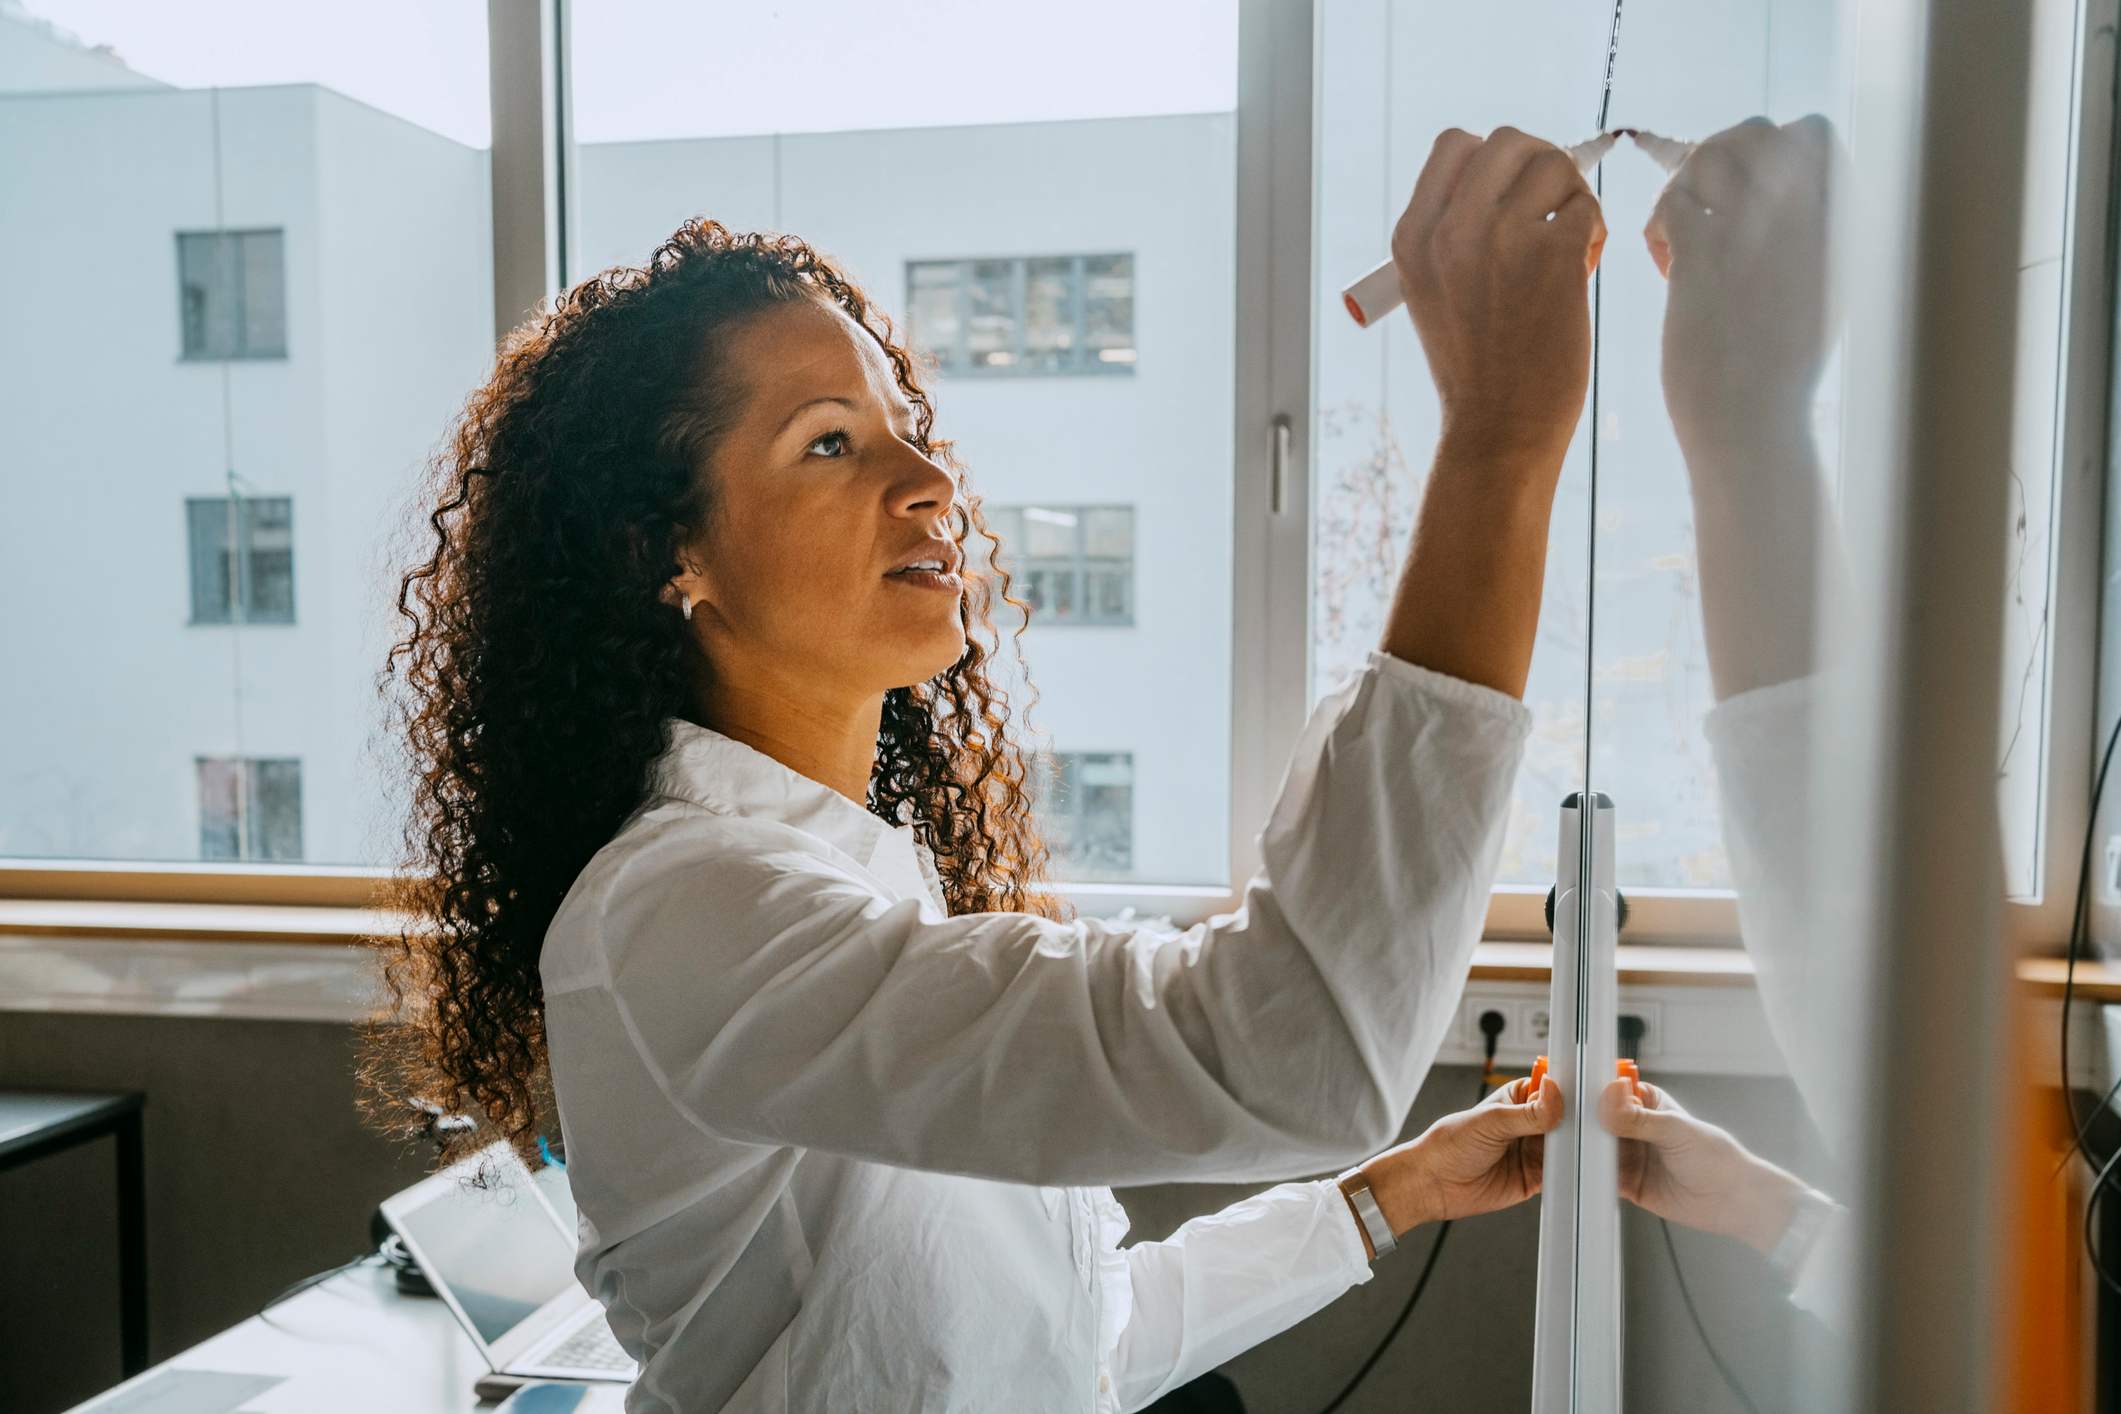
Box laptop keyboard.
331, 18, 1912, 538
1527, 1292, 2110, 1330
544, 1314, 635, 1372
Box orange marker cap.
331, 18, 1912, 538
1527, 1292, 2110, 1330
1617, 1058, 1643, 1100
1528, 1054, 1548, 1096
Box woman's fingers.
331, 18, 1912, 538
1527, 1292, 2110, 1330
1505, 143, 1595, 222
1393, 127, 1482, 278
1480, 1074, 1564, 1139
1449, 126, 1551, 212
1597, 1074, 1678, 1141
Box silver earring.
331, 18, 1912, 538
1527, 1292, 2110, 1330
680, 595, 695, 623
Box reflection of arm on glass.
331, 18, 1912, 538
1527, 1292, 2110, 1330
1651, 116, 1864, 1150
1600, 1075, 1836, 1280
1616, 117, 1859, 1291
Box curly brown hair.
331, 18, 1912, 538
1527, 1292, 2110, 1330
363, 219, 1064, 1170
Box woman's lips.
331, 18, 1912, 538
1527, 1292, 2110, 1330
884, 568, 963, 592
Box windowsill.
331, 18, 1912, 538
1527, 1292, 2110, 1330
3, 899, 2116, 1030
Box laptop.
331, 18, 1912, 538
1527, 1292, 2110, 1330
381, 1140, 636, 1384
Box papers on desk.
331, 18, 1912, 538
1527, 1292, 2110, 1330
77, 1370, 285, 1413
496, 1384, 628, 1412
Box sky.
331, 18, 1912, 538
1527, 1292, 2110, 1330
23, 0, 1239, 149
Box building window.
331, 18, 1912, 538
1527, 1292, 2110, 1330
187, 495, 295, 625
177, 229, 287, 359
1036, 751, 1134, 879
906, 254, 1135, 375
196, 757, 303, 861
982, 505, 1134, 626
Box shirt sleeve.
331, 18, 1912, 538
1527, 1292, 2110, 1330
1102, 1180, 1374, 1411
1702, 675, 1868, 1160
596, 650, 1530, 1186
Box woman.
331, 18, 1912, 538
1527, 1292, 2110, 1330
371, 126, 1602, 1412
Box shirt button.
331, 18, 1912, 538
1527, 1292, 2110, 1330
1099, 1374, 1111, 1394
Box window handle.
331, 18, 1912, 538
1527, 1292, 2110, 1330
1271, 413, 1292, 515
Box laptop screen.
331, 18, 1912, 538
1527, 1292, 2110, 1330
390, 1166, 579, 1346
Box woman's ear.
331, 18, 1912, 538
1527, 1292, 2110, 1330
660, 551, 711, 624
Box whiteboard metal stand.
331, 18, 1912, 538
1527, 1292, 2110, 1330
1530, 793, 1621, 1414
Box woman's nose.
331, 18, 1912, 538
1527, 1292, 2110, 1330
888, 446, 957, 517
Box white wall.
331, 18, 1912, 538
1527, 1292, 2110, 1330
4, 87, 1232, 885
0, 82, 489, 863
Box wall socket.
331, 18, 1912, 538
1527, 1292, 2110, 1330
1483, 1001, 1657, 1057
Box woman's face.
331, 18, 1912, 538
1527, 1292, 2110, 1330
683, 298, 968, 700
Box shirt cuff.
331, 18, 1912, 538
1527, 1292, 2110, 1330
1701, 673, 1815, 750
1313, 1176, 1382, 1283
1366, 650, 1535, 739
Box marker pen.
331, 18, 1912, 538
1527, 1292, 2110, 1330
1340, 130, 1621, 330
1628, 129, 1696, 175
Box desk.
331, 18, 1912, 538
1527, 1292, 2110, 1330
71, 1263, 512, 1412
0, 1090, 146, 1374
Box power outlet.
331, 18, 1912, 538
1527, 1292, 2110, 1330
1618, 1002, 1662, 1059
1455, 991, 1541, 1064
1524, 1005, 1551, 1045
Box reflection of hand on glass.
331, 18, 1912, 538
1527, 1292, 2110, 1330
1647, 116, 1849, 700
1598, 1076, 1820, 1262
1340, 1075, 1564, 1256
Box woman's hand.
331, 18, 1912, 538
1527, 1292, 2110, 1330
1349, 1074, 1563, 1248
1392, 126, 1607, 471
1599, 1076, 1807, 1255
1378, 126, 1604, 698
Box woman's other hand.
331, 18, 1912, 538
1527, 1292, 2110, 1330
1600, 1075, 1807, 1255
1350, 1074, 1563, 1247
1645, 115, 1847, 455
1392, 126, 1607, 471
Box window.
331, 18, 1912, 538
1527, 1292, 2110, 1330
186, 496, 295, 624
196, 757, 303, 861
1035, 751, 1134, 879
981, 505, 1134, 626
177, 229, 288, 359
905, 255, 1136, 375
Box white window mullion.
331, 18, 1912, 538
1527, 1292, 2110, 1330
1228, 0, 1316, 888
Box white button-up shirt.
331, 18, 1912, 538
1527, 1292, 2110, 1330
540, 651, 1530, 1412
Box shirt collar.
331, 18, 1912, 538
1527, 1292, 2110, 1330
652, 717, 899, 875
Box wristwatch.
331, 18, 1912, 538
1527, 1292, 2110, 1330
1767, 1186, 1840, 1285
1336, 1168, 1396, 1260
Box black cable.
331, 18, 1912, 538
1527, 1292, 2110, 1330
2060, 710, 2121, 1172
1616, 1017, 1765, 1412
258, 1249, 385, 1321
2051, 710, 2121, 1297
1658, 1217, 1765, 1414
2085, 1136, 2121, 1295
1313, 1216, 1451, 1414
1312, 1022, 1507, 1414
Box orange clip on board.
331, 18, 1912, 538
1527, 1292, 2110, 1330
1617, 1058, 1643, 1100
1528, 1055, 1548, 1096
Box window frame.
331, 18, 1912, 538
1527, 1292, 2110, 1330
904, 253, 1137, 378
175, 227, 289, 361
4, 0, 2111, 953
982, 503, 1136, 627
1033, 749, 1137, 879
195, 756, 304, 863
185, 493, 297, 626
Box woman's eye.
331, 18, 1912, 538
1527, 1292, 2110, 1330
808, 429, 852, 458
